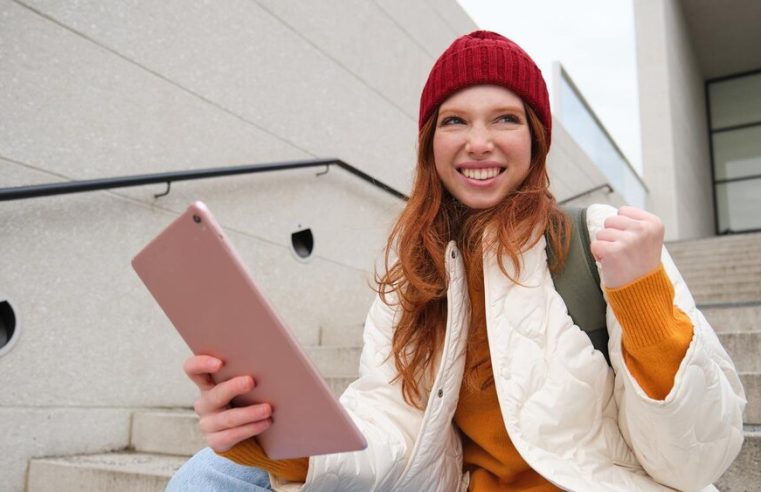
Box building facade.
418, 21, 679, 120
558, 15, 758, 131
634, 0, 761, 240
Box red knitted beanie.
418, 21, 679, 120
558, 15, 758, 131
419, 30, 551, 144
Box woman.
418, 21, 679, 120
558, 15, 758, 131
169, 31, 745, 491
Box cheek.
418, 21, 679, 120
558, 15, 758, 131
508, 131, 533, 167
432, 136, 448, 177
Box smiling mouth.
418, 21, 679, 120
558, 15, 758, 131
458, 167, 505, 181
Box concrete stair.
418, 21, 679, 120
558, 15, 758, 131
130, 410, 207, 457
668, 232, 761, 491
26, 232, 761, 490
27, 452, 188, 492
24, 353, 362, 491
26, 410, 203, 492
305, 345, 363, 378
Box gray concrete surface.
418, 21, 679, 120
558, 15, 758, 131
715, 427, 761, 492
130, 410, 206, 457
27, 452, 186, 492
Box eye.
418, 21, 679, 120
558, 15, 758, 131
497, 114, 521, 124
439, 115, 465, 126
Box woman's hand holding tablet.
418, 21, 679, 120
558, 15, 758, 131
183, 354, 273, 453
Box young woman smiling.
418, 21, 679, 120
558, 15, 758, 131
168, 31, 745, 492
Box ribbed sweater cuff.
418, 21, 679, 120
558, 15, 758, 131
604, 264, 678, 349
216, 438, 309, 482
604, 264, 695, 400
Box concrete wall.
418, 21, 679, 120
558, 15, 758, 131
634, 0, 714, 240
0, 2, 621, 489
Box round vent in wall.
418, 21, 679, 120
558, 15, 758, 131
291, 227, 314, 260
0, 294, 18, 357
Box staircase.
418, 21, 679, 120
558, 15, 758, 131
667, 232, 761, 491
24, 347, 364, 491
26, 410, 203, 491
25, 233, 761, 490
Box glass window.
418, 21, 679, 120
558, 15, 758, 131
708, 69, 761, 234
715, 177, 761, 233
557, 71, 646, 208
712, 125, 761, 181
709, 72, 761, 130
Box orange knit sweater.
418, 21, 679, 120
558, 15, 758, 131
218, 265, 694, 490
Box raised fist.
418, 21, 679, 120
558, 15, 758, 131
590, 206, 665, 289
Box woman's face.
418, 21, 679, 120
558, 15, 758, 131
433, 85, 532, 210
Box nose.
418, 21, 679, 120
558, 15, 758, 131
465, 124, 493, 156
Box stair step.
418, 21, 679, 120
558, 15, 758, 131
305, 346, 362, 377
131, 410, 206, 457
690, 284, 761, 302
688, 277, 761, 291
326, 376, 355, 396
681, 270, 761, 287
741, 373, 761, 425
715, 426, 761, 491
668, 230, 761, 244
319, 323, 364, 347
670, 247, 761, 260
667, 232, 761, 253
672, 243, 761, 254
702, 303, 761, 333
677, 258, 761, 272
671, 246, 761, 258
27, 452, 186, 492
669, 249, 761, 262
679, 266, 761, 283
678, 261, 761, 274
693, 290, 761, 306
718, 332, 761, 373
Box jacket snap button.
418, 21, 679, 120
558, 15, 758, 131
437, 389, 443, 398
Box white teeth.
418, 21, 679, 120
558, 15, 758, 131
462, 168, 501, 180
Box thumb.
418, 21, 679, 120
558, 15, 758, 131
589, 239, 606, 263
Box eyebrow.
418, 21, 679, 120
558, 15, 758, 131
493, 105, 526, 114
438, 105, 525, 116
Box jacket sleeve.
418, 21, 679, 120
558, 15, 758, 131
270, 294, 425, 492
587, 204, 746, 491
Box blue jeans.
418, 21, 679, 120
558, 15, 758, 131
167, 447, 274, 491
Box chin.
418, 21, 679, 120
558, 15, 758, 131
460, 197, 503, 210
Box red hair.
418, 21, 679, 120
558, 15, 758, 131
377, 103, 570, 408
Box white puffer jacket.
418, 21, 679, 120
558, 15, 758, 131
273, 204, 746, 491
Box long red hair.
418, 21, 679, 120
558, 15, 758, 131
377, 102, 570, 408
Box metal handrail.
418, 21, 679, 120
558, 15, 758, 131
558, 183, 613, 205
0, 157, 617, 207
0, 158, 409, 202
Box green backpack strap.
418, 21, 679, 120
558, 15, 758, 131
546, 207, 610, 366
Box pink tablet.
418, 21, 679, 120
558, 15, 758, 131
131, 201, 366, 460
